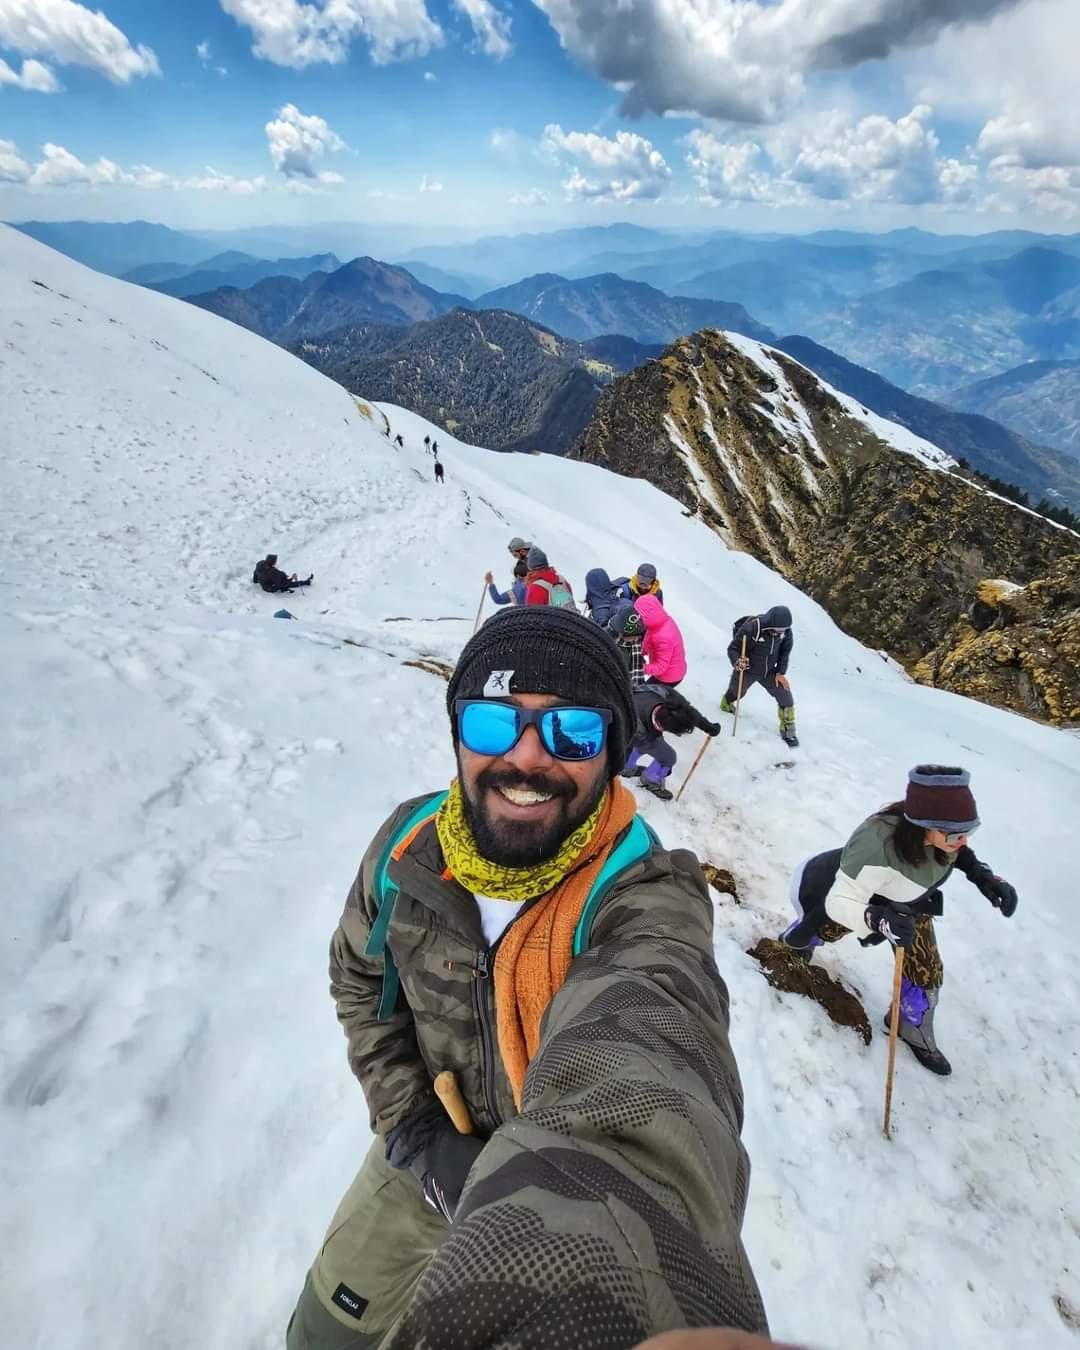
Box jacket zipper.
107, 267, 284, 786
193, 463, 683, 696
471, 948, 499, 1126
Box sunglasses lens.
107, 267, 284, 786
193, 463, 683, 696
541, 708, 606, 760
459, 703, 518, 756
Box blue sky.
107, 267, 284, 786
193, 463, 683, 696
2, 0, 1079, 235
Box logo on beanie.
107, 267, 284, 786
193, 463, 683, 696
483, 670, 513, 697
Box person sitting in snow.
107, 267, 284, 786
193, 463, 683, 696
484, 558, 528, 607
780, 766, 1018, 1075
628, 561, 664, 604
523, 546, 576, 608
624, 682, 721, 801
637, 593, 687, 688
721, 606, 796, 746
252, 554, 312, 593
583, 567, 632, 628
285, 607, 766, 1348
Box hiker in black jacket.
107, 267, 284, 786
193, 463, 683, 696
722, 605, 797, 745
252, 554, 313, 593
623, 683, 720, 801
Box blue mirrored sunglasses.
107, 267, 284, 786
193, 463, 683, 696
454, 698, 611, 762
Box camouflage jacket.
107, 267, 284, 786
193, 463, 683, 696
330, 792, 768, 1341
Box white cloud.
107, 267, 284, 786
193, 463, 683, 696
196, 40, 211, 64
219, 0, 443, 67
423, 69, 436, 80
367, 187, 409, 199
265, 103, 347, 180
532, 0, 1025, 123
419, 173, 443, 192
0, 136, 30, 180
0, 0, 159, 83
488, 126, 523, 156
509, 187, 549, 206
542, 123, 672, 202
0, 55, 61, 91
188, 167, 267, 194
687, 106, 978, 209
453, 0, 511, 58
685, 133, 789, 205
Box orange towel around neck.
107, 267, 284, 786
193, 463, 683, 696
493, 780, 638, 1107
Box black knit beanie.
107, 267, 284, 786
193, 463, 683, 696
446, 607, 635, 774
903, 765, 980, 832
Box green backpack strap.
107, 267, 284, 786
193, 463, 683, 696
365, 790, 448, 1020
572, 814, 659, 957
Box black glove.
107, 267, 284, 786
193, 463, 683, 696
703, 720, 722, 737
970, 867, 1018, 917
865, 903, 915, 949
413, 1125, 486, 1221
386, 1103, 485, 1221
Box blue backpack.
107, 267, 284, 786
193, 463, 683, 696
364, 791, 658, 1019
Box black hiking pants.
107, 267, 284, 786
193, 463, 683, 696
725, 665, 793, 709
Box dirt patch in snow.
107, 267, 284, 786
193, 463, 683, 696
749, 937, 872, 1044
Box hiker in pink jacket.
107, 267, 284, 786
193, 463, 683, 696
636, 594, 687, 687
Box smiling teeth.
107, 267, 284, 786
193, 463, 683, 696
500, 786, 554, 805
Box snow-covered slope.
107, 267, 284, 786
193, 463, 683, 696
2, 225, 1079, 1350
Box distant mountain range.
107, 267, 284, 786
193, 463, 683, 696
187, 257, 469, 341
291, 308, 662, 454
474, 272, 774, 345
946, 360, 1080, 461
125, 252, 340, 298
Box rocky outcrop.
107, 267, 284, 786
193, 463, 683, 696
571, 329, 1079, 691
914, 560, 1080, 723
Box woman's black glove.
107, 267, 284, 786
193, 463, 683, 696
971, 867, 1018, 917
865, 903, 915, 948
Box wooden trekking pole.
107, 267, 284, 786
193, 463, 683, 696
675, 735, 712, 803
882, 946, 906, 1139
472, 578, 487, 634
434, 1070, 475, 1135
731, 635, 748, 737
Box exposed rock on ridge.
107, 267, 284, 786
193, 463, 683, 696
571, 328, 1079, 713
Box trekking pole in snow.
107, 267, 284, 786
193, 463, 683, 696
675, 735, 712, 803
434, 1070, 475, 1135
473, 580, 487, 634
883, 946, 906, 1139
731, 635, 748, 737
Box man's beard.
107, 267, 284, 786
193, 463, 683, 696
462, 766, 608, 867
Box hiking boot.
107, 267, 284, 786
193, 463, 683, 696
884, 985, 952, 1076
778, 705, 799, 747
780, 728, 800, 747
641, 778, 674, 801
620, 765, 643, 779
720, 694, 735, 714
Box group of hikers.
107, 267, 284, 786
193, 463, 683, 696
285, 588, 1018, 1350
481, 536, 798, 802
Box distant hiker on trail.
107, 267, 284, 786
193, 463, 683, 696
285, 607, 766, 1348
434, 459, 444, 484
432, 439, 439, 456
484, 559, 528, 607
780, 766, 1018, 1076
623, 681, 721, 801
507, 535, 532, 565
722, 606, 796, 746
615, 608, 647, 686
423, 433, 430, 450
637, 593, 687, 687
523, 546, 577, 609
584, 567, 632, 628
628, 561, 664, 604
394, 434, 404, 448
252, 554, 312, 593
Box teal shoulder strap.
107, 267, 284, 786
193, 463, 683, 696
572, 815, 659, 958
365, 790, 448, 1020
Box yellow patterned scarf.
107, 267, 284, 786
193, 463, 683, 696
435, 777, 604, 902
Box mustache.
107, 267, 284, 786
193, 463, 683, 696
476, 767, 574, 801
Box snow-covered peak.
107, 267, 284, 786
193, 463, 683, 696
3, 225, 1079, 1350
